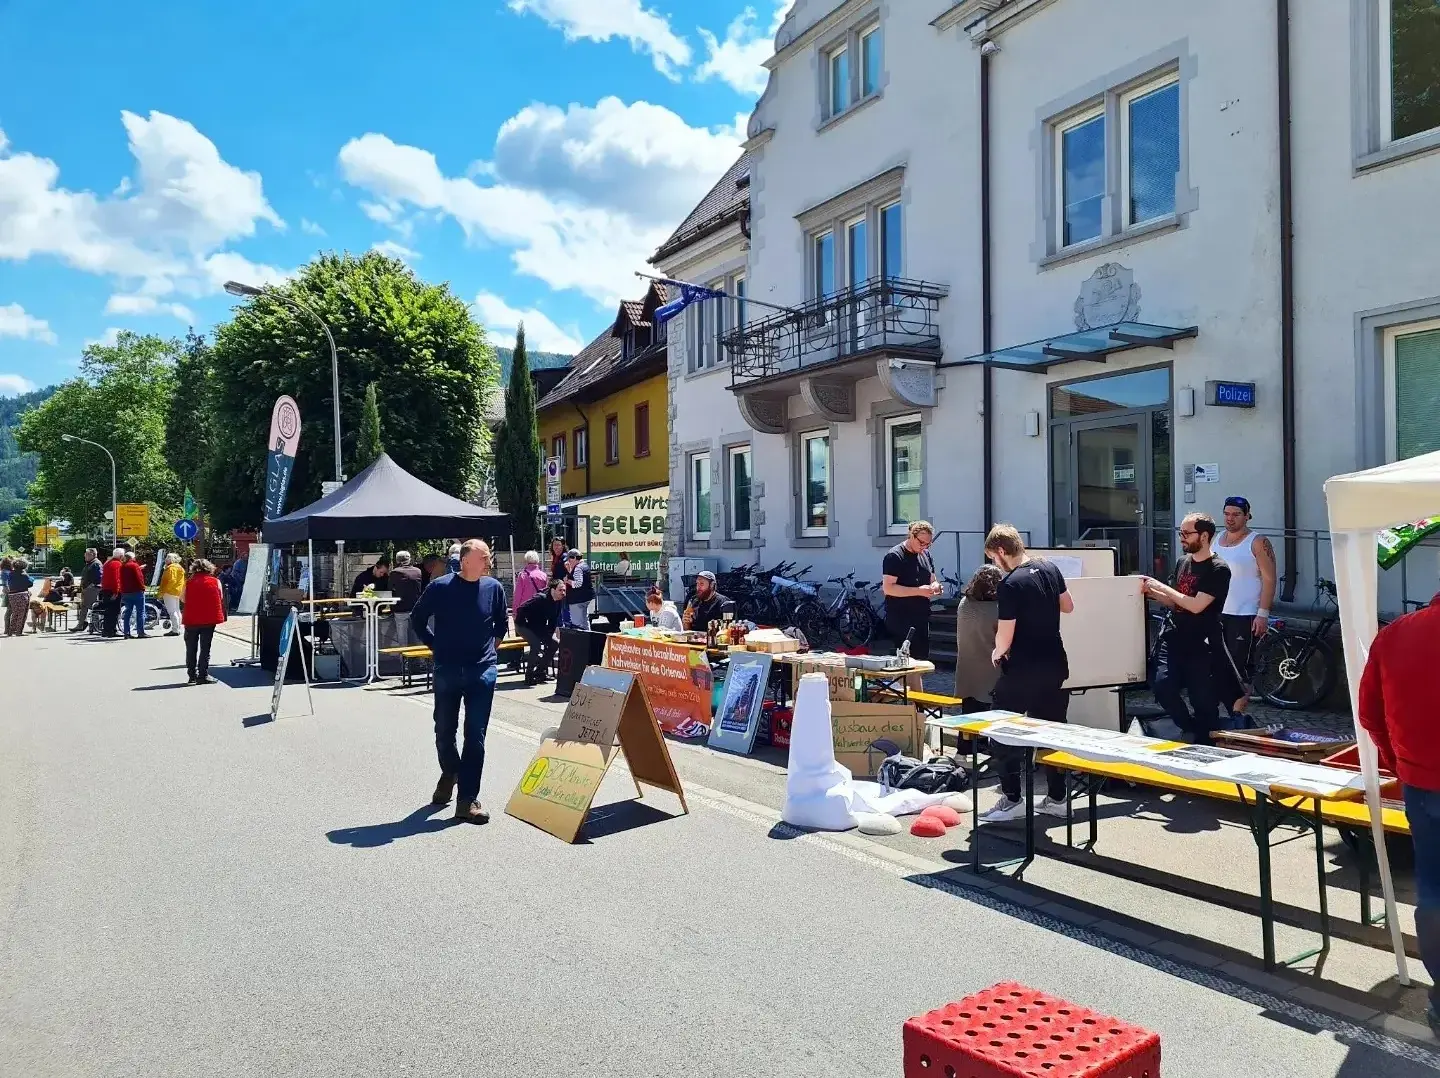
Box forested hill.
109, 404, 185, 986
0, 386, 57, 521
496, 348, 572, 387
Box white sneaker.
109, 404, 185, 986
1037, 796, 1069, 818
979, 796, 1027, 824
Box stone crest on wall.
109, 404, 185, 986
1074, 263, 1141, 330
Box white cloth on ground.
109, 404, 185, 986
781, 673, 858, 831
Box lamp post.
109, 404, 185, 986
224, 280, 344, 486
61, 434, 117, 548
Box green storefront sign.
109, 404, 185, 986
579, 487, 668, 572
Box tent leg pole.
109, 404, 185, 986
1360, 727, 1411, 984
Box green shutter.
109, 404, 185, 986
1395, 328, 1440, 460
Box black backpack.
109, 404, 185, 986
877, 753, 969, 795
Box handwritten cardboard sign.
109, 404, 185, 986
829, 701, 921, 778
783, 655, 854, 702
506, 667, 688, 843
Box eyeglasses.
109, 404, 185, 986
1177, 529, 1199, 539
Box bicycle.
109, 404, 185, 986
791, 572, 878, 649
1250, 578, 1340, 711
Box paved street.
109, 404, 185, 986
2, 629, 1437, 1077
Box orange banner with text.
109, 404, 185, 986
603, 635, 713, 738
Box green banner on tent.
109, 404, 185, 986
1377, 517, 1440, 571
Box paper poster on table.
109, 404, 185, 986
708, 651, 772, 755
603, 635, 712, 738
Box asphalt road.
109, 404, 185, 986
1, 628, 1435, 1077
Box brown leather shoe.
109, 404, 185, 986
454, 801, 489, 825
431, 773, 456, 806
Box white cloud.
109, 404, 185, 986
85, 328, 123, 349
472, 291, 583, 354
0, 110, 283, 304
508, 0, 691, 78
338, 97, 743, 307
0, 373, 37, 395
371, 239, 419, 263
199, 251, 293, 294
0, 302, 57, 344
696, 3, 787, 96
104, 293, 195, 322
300, 218, 326, 236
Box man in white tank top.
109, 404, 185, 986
1216, 496, 1277, 717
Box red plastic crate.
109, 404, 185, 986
903, 983, 1161, 1078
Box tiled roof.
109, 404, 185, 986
615, 300, 648, 333
651, 152, 750, 263
536, 281, 673, 411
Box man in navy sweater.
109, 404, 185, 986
411, 539, 509, 824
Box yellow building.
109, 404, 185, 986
536, 281, 671, 569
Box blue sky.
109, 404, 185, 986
0, 0, 786, 395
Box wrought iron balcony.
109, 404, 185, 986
722, 276, 947, 390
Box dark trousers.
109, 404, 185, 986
1404, 785, 1440, 1014
100, 591, 120, 636
516, 626, 556, 680
1218, 614, 1256, 721
121, 593, 146, 636
1153, 636, 1219, 745
185, 626, 215, 679
433, 663, 498, 807
993, 666, 1069, 802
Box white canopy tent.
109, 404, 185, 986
1324, 447, 1440, 984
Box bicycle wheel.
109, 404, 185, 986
838, 598, 876, 648
1252, 629, 1337, 710
793, 599, 838, 649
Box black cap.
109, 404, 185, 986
1223, 496, 1251, 515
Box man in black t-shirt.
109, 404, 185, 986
881, 520, 941, 664
980, 524, 1075, 824
1143, 512, 1232, 746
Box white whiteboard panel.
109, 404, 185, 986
1029, 547, 1118, 579
1061, 575, 1147, 690
1067, 688, 1125, 732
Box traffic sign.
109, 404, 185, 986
33, 525, 59, 547
116, 503, 149, 537
173, 519, 199, 542
545, 456, 561, 511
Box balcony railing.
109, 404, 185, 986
723, 276, 947, 389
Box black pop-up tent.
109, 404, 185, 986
263, 452, 511, 543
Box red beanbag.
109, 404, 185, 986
920, 805, 963, 828
910, 815, 949, 838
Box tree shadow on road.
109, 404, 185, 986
326, 805, 453, 847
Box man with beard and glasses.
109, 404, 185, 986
1142, 512, 1233, 746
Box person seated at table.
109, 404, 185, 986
388, 550, 424, 612
351, 557, 390, 596
52, 567, 76, 602
514, 579, 567, 685
954, 564, 1003, 713
682, 571, 729, 632
645, 585, 683, 631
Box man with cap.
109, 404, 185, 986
562, 549, 594, 630
1215, 496, 1276, 719
683, 570, 729, 633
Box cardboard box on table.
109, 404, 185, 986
506, 667, 688, 843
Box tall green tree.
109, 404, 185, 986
493, 323, 541, 549
205, 251, 498, 530
357, 382, 384, 471
17, 331, 181, 531
164, 331, 216, 500
5, 505, 46, 554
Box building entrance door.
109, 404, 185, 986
1049, 367, 1173, 578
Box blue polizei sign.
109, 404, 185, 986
1206, 380, 1257, 408
173, 519, 199, 541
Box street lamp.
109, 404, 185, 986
225, 280, 344, 486
61, 434, 117, 548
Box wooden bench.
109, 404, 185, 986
40, 602, 71, 632
379, 639, 530, 688
911, 690, 965, 754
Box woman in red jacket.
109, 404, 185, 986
182, 560, 227, 684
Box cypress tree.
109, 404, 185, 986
357, 381, 384, 470
494, 324, 540, 548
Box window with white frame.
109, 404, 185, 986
1380, 0, 1440, 146
690, 276, 743, 373
845, 216, 868, 289
884, 414, 923, 534
689, 452, 711, 540
574, 426, 587, 467
727, 445, 753, 539
813, 231, 836, 300
822, 19, 882, 122
1384, 320, 1440, 461
733, 274, 747, 335
605, 414, 620, 465
879, 201, 902, 280
801, 431, 830, 537
1050, 68, 1181, 252
551, 434, 567, 471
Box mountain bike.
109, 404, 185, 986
1249, 578, 1340, 710
791, 572, 878, 649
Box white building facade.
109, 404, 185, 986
662, 0, 1440, 611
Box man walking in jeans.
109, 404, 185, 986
411, 539, 508, 824
1359, 590, 1440, 1035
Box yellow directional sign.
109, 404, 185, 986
33, 526, 60, 547
116, 504, 150, 537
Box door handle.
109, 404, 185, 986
1135, 501, 1146, 527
